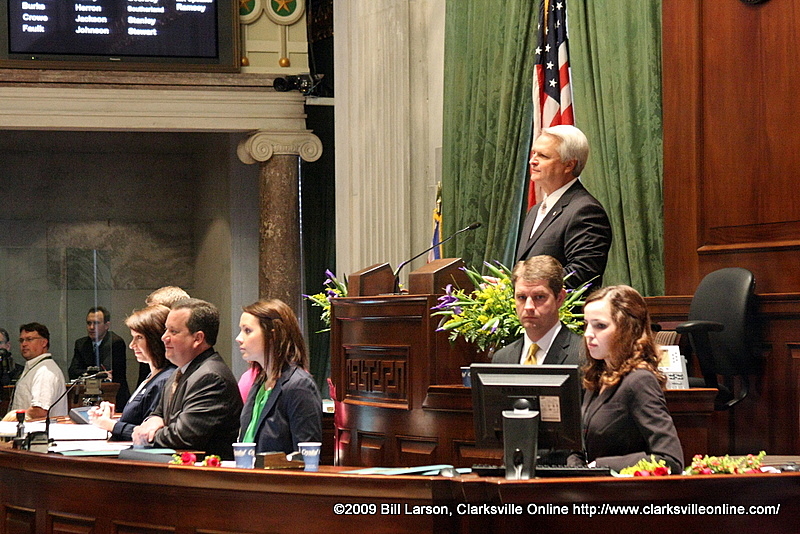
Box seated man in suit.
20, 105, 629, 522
68, 306, 130, 410
516, 125, 611, 289
493, 255, 582, 366
132, 298, 243, 459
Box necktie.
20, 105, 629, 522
169, 370, 183, 402
524, 343, 540, 365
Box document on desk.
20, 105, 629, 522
15, 421, 111, 441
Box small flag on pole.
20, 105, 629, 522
428, 182, 443, 262
529, 0, 575, 210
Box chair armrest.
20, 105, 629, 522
675, 320, 724, 334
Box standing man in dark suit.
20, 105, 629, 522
516, 125, 612, 289
132, 298, 243, 459
68, 306, 130, 410
493, 255, 582, 366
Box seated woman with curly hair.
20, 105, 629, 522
571, 285, 684, 473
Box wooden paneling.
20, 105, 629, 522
2, 505, 35, 534
647, 293, 800, 455
663, 0, 800, 294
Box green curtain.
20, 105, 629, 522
441, 0, 665, 295
568, 1, 664, 295
441, 1, 539, 270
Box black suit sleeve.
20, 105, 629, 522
68, 340, 87, 380
561, 201, 612, 289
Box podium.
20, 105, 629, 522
329, 258, 499, 467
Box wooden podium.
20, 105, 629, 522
330, 258, 491, 467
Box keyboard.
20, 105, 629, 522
534, 465, 612, 477
471, 464, 612, 477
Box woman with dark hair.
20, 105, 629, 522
89, 305, 176, 441
573, 285, 684, 473
236, 299, 322, 454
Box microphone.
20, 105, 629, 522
43, 370, 110, 443
393, 221, 481, 282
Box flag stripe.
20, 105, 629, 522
528, 0, 575, 210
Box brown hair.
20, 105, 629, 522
242, 299, 308, 389
511, 255, 564, 298
145, 286, 190, 307
125, 305, 170, 370
581, 285, 665, 391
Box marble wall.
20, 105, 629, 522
0, 130, 259, 390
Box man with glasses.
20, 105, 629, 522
2, 323, 67, 421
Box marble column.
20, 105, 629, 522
238, 131, 322, 314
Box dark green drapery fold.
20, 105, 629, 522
441, 0, 665, 295
568, 1, 664, 295
441, 1, 539, 270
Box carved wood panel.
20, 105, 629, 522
2, 505, 35, 534
344, 345, 409, 406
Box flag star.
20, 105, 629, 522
549, 79, 557, 87
556, 20, 561, 29
556, 2, 564, 9
545, 44, 551, 53
546, 61, 554, 69
535, 46, 542, 55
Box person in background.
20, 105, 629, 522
516, 125, 612, 289
3, 323, 67, 421
68, 306, 130, 410
132, 299, 242, 459
572, 285, 684, 473
0, 327, 23, 387
236, 299, 322, 455
89, 305, 176, 441
145, 286, 190, 308
140, 286, 190, 384
492, 255, 583, 366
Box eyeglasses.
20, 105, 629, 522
19, 336, 44, 344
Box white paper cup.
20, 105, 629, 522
233, 442, 256, 468
298, 441, 322, 472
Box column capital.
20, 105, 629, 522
237, 130, 323, 164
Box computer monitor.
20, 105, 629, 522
470, 363, 583, 452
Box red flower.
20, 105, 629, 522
653, 466, 669, 476
180, 452, 197, 465
203, 455, 221, 467
634, 470, 651, 477
700, 468, 713, 475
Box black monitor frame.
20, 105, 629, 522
0, 0, 240, 72
470, 363, 583, 452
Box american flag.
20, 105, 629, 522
529, 0, 574, 209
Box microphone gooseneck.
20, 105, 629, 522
393, 222, 482, 278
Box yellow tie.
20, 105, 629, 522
524, 343, 540, 365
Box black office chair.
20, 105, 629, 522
675, 268, 761, 410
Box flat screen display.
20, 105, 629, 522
1, 0, 239, 71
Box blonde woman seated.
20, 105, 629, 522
89, 305, 176, 441
571, 285, 684, 473
236, 299, 322, 454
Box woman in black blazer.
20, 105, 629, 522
236, 299, 322, 455
574, 285, 684, 473
89, 305, 176, 440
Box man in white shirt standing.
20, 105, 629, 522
516, 125, 612, 289
3, 323, 67, 421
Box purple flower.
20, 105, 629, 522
326, 289, 337, 298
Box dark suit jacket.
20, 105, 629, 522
492, 324, 583, 365
239, 365, 322, 455
69, 332, 130, 409
516, 180, 612, 289
580, 369, 684, 473
110, 365, 176, 441
150, 348, 243, 460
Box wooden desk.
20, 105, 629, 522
0, 448, 798, 534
